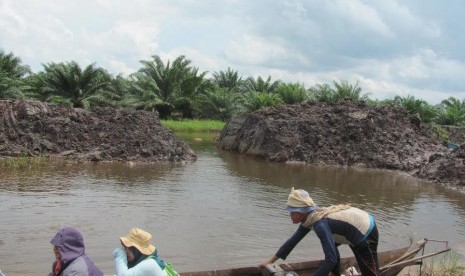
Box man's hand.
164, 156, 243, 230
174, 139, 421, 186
258, 260, 272, 268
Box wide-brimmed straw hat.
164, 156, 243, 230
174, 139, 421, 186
120, 228, 156, 255
286, 187, 317, 213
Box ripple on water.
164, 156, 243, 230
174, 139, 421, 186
1, 155, 465, 275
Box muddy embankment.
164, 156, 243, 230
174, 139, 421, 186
0, 100, 196, 163
219, 101, 465, 190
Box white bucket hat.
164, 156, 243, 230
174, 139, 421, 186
286, 187, 317, 213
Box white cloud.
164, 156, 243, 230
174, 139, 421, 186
224, 34, 308, 69
0, 0, 464, 104
327, 0, 393, 38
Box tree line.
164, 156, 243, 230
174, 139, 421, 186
1, 49, 464, 126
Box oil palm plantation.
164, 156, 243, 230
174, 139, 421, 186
333, 80, 370, 102
0, 50, 32, 99
435, 97, 465, 125
308, 81, 370, 103
308, 83, 335, 103
211, 67, 243, 93
242, 75, 280, 94
241, 91, 283, 113
131, 55, 209, 118
38, 61, 115, 108
276, 82, 308, 104
0, 71, 31, 99
388, 95, 437, 123
195, 86, 239, 121
176, 67, 211, 118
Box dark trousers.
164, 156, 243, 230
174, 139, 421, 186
350, 225, 380, 276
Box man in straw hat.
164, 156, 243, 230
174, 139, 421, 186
260, 188, 380, 276
113, 227, 171, 276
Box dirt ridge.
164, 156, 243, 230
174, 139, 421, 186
219, 101, 464, 190
0, 100, 196, 163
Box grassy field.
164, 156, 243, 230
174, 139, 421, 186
161, 119, 225, 132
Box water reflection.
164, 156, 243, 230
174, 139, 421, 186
0, 134, 464, 275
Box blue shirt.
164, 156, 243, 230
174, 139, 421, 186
275, 213, 375, 276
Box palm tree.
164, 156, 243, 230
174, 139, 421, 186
111, 74, 134, 107
0, 71, 30, 99
242, 75, 280, 94
332, 80, 371, 102
308, 83, 335, 103
391, 95, 437, 123
176, 67, 211, 118
133, 55, 209, 118
276, 82, 308, 104
0, 50, 32, 99
0, 50, 31, 78
308, 81, 370, 103
132, 55, 189, 118
435, 97, 465, 125
241, 91, 283, 113
195, 86, 239, 120
39, 61, 115, 108
211, 67, 243, 93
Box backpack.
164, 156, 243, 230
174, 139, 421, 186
147, 253, 179, 276
164, 263, 179, 276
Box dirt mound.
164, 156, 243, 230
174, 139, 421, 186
0, 100, 196, 162
220, 101, 444, 172
415, 147, 465, 189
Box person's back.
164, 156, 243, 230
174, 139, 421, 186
260, 188, 380, 276
59, 255, 94, 276
303, 205, 374, 246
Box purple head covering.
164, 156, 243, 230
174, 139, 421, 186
50, 227, 85, 264
50, 227, 103, 276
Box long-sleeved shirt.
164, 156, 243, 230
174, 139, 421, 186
113, 248, 167, 276
275, 207, 375, 276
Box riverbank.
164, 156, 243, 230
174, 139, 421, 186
219, 101, 464, 191
2, 99, 464, 190
0, 100, 196, 162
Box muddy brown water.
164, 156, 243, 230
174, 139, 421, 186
1, 132, 465, 276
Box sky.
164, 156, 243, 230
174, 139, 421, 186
1, 0, 465, 104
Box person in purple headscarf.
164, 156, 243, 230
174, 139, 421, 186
48, 227, 104, 276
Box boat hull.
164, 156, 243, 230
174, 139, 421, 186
180, 239, 427, 276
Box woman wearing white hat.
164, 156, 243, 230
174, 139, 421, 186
113, 228, 170, 276
260, 188, 380, 276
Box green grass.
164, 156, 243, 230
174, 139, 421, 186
420, 251, 465, 275
161, 119, 225, 132
0, 155, 48, 170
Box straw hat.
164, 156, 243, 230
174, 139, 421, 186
120, 228, 156, 255
286, 187, 316, 213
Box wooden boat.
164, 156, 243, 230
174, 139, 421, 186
180, 238, 450, 276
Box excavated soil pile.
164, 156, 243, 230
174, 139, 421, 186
0, 100, 196, 162
415, 147, 465, 188
220, 101, 444, 171
220, 101, 465, 189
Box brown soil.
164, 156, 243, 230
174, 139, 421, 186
0, 100, 196, 163
415, 147, 465, 188
2, 99, 463, 190
219, 101, 465, 190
